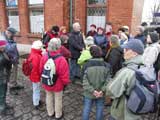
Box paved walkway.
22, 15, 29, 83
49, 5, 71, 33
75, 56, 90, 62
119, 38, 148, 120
0, 59, 158, 120
0, 61, 110, 120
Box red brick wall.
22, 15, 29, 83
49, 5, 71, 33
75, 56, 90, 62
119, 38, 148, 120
0, 0, 144, 44
0, 0, 8, 31
63, 0, 70, 31
74, 0, 87, 33
131, 0, 144, 35
107, 0, 134, 33
18, 0, 30, 35
44, 0, 64, 31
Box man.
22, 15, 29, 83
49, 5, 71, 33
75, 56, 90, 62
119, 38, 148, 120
134, 26, 146, 45
106, 39, 144, 120
0, 35, 12, 115
4, 27, 23, 93
68, 22, 85, 81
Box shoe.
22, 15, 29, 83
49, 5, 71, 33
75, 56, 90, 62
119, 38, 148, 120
34, 102, 45, 111
55, 114, 63, 120
48, 112, 55, 118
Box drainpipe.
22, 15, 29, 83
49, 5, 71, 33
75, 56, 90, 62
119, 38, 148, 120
69, 0, 73, 32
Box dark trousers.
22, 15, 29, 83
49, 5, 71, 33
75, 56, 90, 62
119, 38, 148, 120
69, 59, 81, 81
0, 83, 7, 111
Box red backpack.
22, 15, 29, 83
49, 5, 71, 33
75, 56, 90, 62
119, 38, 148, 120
22, 55, 32, 76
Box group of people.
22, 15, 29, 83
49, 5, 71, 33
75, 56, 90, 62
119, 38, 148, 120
0, 21, 160, 120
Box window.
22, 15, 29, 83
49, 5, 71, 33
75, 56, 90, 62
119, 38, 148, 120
6, 0, 18, 7
6, 0, 20, 31
29, 8, 44, 33
28, 0, 44, 33
87, 0, 107, 32
29, 0, 43, 5
88, 0, 106, 5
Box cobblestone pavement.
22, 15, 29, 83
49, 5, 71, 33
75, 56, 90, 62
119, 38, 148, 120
0, 59, 158, 120
0, 60, 111, 120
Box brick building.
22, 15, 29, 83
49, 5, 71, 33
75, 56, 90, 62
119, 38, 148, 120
0, 0, 144, 44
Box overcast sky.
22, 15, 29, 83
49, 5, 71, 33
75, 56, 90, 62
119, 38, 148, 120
142, 0, 160, 23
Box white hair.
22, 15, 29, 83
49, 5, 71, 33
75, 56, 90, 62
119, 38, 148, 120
73, 22, 80, 29
48, 38, 61, 51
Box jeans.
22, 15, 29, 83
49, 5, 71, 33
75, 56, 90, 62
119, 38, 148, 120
82, 97, 104, 120
70, 59, 81, 80
32, 82, 40, 106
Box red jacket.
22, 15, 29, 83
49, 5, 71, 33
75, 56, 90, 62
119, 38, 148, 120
29, 48, 42, 83
60, 46, 71, 59
40, 50, 70, 92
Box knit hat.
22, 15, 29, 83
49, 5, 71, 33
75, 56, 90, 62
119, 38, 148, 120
0, 35, 7, 48
84, 36, 94, 46
31, 40, 43, 49
7, 27, 17, 34
149, 32, 159, 43
48, 38, 61, 51
122, 39, 144, 54
110, 35, 120, 45
90, 45, 102, 58
90, 24, 96, 29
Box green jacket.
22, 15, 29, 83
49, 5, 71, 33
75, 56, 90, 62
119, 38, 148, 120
82, 58, 111, 99
77, 47, 92, 68
106, 55, 143, 120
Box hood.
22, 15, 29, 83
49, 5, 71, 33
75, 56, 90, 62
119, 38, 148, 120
124, 55, 143, 67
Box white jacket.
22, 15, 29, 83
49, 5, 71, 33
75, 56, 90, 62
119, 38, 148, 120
143, 42, 160, 67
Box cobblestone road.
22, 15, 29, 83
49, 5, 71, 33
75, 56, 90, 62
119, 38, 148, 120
0, 58, 157, 120
0, 61, 110, 120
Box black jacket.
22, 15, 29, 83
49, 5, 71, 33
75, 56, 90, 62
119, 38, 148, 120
68, 31, 85, 59
0, 52, 12, 84
105, 46, 124, 77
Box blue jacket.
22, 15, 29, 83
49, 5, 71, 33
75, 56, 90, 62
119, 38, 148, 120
94, 34, 108, 57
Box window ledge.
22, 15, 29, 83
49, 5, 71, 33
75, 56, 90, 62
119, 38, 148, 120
27, 33, 42, 38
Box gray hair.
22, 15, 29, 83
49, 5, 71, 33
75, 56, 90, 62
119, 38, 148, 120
137, 26, 145, 33
73, 22, 80, 29
48, 38, 61, 51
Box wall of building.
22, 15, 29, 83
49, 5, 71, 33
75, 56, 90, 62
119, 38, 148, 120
0, 0, 144, 44
131, 0, 144, 36
107, 0, 134, 33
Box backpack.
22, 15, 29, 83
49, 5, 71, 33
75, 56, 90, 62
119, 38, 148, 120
5, 40, 19, 64
41, 53, 61, 86
22, 55, 33, 76
126, 65, 160, 114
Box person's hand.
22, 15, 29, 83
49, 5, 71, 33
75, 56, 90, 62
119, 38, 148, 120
93, 90, 103, 98
93, 90, 99, 97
